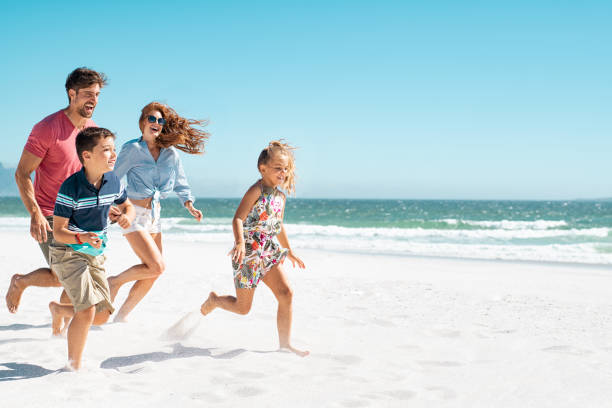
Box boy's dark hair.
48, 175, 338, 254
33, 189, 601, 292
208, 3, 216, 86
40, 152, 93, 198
76, 127, 115, 164
65, 67, 107, 103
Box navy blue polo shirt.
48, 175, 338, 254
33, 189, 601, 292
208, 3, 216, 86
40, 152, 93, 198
54, 168, 127, 237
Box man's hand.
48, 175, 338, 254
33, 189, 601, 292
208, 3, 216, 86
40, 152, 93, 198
30, 212, 51, 243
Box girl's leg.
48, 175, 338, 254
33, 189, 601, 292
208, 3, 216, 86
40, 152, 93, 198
262, 265, 309, 357
109, 232, 164, 322
201, 287, 255, 316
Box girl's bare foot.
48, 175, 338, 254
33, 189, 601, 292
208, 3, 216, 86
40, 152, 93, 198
200, 292, 218, 316
280, 344, 310, 357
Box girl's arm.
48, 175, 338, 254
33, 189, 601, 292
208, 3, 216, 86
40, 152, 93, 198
229, 183, 261, 265
52, 216, 103, 248
276, 194, 305, 268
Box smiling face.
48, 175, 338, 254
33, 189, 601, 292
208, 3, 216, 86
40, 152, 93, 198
259, 153, 290, 188
69, 83, 101, 119
82, 136, 117, 174
141, 109, 164, 143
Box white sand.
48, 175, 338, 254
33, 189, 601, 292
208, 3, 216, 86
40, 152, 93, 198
2, 229, 612, 407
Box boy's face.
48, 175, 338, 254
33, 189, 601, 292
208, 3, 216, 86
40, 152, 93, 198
83, 137, 117, 173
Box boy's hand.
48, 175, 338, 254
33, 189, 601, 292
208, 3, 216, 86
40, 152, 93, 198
83, 232, 102, 249
108, 206, 121, 224
228, 241, 246, 265
185, 201, 203, 222
287, 250, 305, 269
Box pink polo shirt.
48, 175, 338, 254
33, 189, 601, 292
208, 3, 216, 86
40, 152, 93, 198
24, 110, 96, 216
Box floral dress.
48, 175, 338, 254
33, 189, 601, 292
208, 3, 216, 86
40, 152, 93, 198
233, 182, 288, 289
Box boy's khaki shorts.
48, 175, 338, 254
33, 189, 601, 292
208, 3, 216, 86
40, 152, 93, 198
49, 245, 114, 314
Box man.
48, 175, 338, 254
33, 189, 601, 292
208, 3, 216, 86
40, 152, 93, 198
6, 67, 107, 313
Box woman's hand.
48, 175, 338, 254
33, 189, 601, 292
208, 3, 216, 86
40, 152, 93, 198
228, 241, 246, 266
185, 201, 203, 222
287, 249, 305, 269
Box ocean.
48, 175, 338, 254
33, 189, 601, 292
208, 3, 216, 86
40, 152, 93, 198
1, 197, 611, 265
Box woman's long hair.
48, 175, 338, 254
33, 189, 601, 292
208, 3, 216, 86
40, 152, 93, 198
139, 102, 209, 154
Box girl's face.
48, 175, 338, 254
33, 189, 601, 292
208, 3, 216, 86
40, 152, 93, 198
260, 153, 290, 188
142, 110, 164, 143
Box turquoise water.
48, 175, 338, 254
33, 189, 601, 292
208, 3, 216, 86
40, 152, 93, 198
2, 197, 612, 264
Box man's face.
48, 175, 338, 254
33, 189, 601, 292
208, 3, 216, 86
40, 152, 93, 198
69, 84, 101, 118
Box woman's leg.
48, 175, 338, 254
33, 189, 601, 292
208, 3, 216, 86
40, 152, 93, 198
262, 265, 309, 357
108, 231, 164, 322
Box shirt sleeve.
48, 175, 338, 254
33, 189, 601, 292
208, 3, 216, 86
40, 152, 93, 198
114, 184, 128, 205
24, 121, 53, 158
173, 155, 195, 205
113, 142, 132, 182
54, 181, 75, 219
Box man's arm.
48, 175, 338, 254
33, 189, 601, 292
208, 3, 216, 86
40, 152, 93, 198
15, 149, 49, 243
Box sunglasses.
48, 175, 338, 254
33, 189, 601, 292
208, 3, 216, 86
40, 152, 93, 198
147, 115, 167, 125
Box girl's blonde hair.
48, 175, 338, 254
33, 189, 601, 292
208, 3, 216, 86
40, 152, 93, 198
257, 140, 297, 195
139, 102, 209, 154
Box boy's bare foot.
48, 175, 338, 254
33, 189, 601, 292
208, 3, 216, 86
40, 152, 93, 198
6, 274, 25, 313
49, 302, 64, 336
108, 276, 121, 302
200, 292, 218, 316
280, 344, 310, 357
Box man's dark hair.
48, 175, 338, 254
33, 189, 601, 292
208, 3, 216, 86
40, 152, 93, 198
76, 127, 115, 164
65, 67, 107, 103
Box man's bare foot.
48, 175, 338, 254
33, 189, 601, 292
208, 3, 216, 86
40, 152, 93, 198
280, 344, 310, 357
108, 276, 121, 302
200, 292, 218, 316
49, 302, 64, 336
6, 274, 25, 313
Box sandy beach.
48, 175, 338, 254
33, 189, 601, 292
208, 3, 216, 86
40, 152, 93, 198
2, 228, 612, 407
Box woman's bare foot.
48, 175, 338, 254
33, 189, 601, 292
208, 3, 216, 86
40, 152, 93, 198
200, 292, 218, 316
49, 302, 65, 336
280, 344, 310, 357
113, 313, 128, 323
6, 274, 25, 313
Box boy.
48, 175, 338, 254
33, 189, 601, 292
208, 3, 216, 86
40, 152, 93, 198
48, 127, 135, 370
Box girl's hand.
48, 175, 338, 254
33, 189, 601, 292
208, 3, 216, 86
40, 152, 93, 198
116, 214, 131, 229
83, 232, 102, 249
287, 250, 305, 269
185, 201, 203, 222
228, 241, 246, 265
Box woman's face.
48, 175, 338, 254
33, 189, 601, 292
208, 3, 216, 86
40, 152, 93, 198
142, 110, 165, 143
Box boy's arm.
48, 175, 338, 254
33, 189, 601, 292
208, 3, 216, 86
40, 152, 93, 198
115, 199, 135, 229
52, 216, 102, 248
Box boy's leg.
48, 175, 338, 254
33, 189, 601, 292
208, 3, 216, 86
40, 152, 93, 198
67, 305, 95, 370
262, 265, 309, 357
109, 231, 164, 321
201, 288, 255, 316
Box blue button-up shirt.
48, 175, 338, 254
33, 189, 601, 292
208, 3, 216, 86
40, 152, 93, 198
114, 137, 194, 206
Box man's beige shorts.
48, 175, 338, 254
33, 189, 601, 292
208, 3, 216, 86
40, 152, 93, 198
49, 245, 114, 314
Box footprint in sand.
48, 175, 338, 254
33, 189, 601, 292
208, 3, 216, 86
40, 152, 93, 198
417, 360, 462, 368
234, 385, 266, 397
316, 353, 363, 365
370, 318, 396, 328
542, 345, 593, 356
384, 389, 416, 400
425, 386, 457, 400
340, 399, 371, 407
430, 328, 461, 338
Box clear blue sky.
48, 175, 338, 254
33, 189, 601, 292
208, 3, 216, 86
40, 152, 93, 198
1, 1, 610, 199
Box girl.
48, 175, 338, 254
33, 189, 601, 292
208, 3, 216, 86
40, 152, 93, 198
108, 102, 208, 322
200, 141, 308, 357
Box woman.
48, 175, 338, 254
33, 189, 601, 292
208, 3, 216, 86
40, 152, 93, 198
109, 102, 208, 322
